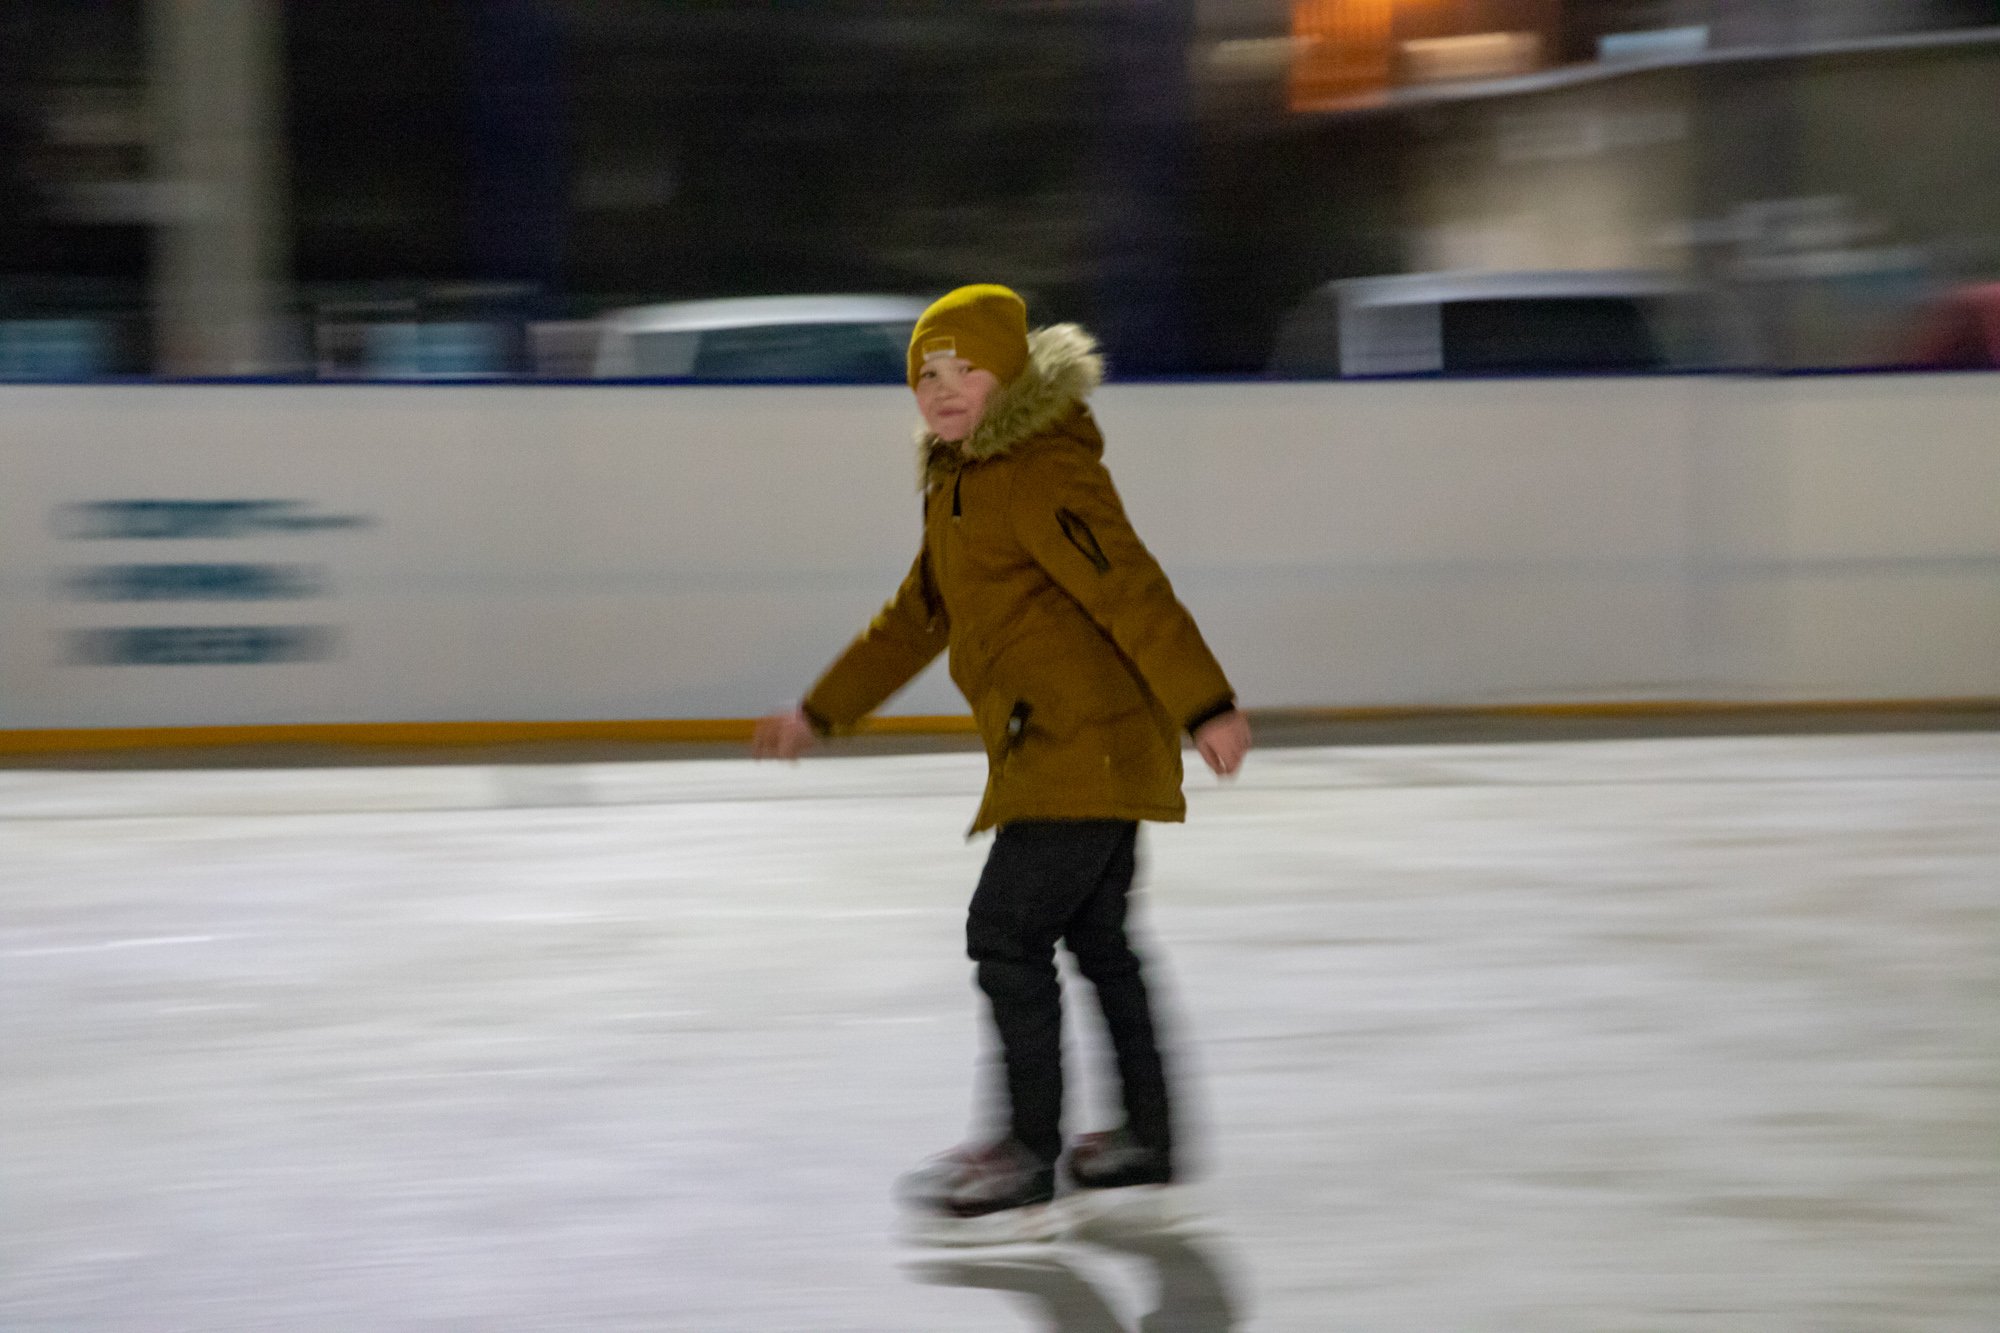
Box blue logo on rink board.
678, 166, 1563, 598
66, 564, 325, 601
52, 499, 362, 667
58, 500, 369, 540
69, 626, 336, 666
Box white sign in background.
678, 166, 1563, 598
2, 375, 1997, 731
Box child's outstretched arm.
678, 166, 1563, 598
753, 548, 948, 760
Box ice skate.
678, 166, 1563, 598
894, 1139, 1068, 1248
1062, 1128, 1199, 1237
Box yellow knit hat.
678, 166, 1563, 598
907, 284, 1029, 389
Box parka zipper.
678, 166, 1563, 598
918, 488, 944, 627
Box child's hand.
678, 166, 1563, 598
752, 705, 819, 761
1193, 709, 1251, 778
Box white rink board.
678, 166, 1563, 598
1, 374, 1996, 729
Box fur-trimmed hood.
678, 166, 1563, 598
920, 323, 1104, 484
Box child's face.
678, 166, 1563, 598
915, 356, 1001, 443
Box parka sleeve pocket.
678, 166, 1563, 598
1055, 508, 1111, 573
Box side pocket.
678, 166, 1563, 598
1004, 698, 1033, 751
1055, 508, 1111, 573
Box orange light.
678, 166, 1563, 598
1290, 0, 1396, 108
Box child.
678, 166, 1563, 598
754, 284, 1250, 1244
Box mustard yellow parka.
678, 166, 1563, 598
802, 325, 1235, 834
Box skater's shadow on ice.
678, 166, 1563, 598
904, 1230, 1237, 1332
906, 1253, 1127, 1333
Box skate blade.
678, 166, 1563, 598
897, 1199, 1073, 1249
1064, 1184, 1201, 1238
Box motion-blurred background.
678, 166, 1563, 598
6, 12, 1999, 1330
5, 0, 1998, 383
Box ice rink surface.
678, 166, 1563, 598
4, 733, 1997, 1332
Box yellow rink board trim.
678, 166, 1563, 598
1, 699, 1996, 755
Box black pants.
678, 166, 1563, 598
966, 819, 1171, 1167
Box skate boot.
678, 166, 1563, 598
1062, 1128, 1194, 1234
895, 1139, 1064, 1248
1066, 1127, 1172, 1189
